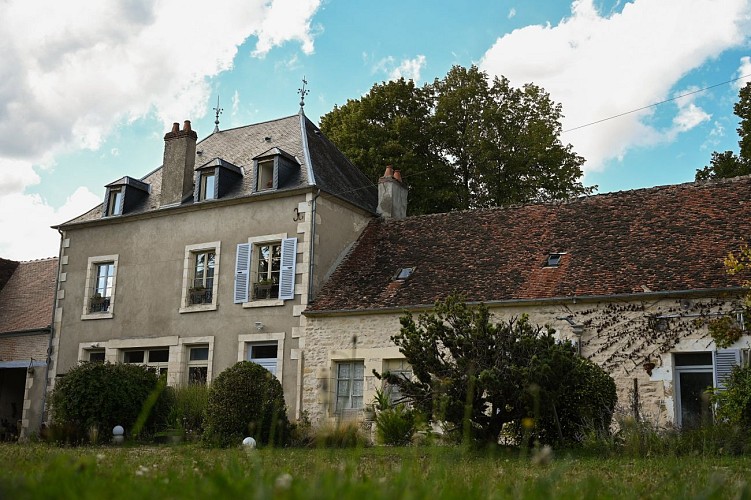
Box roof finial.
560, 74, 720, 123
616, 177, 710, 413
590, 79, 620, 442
298, 76, 309, 111
213, 95, 223, 133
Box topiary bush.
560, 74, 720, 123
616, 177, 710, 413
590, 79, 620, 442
202, 361, 289, 447
48, 362, 170, 444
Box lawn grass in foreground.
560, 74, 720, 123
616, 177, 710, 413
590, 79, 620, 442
1, 443, 750, 499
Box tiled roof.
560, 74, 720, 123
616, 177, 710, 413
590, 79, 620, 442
60, 113, 376, 226
0, 258, 19, 291
0, 258, 58, 333
308, 176, 751, 313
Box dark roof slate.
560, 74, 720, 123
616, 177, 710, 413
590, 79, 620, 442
0, 258, 58, 333
308, 176, 751, 312
60, 113, 376, 226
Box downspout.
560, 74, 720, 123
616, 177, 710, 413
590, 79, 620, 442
41, 228, 64, 426
307, 189, 321, 303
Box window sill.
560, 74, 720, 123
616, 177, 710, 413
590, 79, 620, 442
179, 304, 218, 314
81, 312, 114, 320
242, 299, 284, 308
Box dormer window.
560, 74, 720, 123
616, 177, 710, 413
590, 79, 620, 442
199, 171, 216, 201
252, 148, 300, 193
102, 177, 149, 218
258, 160, 274, 191
107, 188, 123, 216
194, 158, 242, 202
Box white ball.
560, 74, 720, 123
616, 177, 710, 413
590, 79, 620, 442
112, 425, 124, 436
242, 436, 256, 448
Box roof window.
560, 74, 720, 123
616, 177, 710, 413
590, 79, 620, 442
394, 267, 414, 280
545, 253, 563, 267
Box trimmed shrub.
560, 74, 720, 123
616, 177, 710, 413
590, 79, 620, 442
202, 362, 289, 447
48, 362, 170, 443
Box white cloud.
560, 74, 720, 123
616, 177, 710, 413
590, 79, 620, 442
479, 0, 750, 174
735, 56, 751, 89
0, 182, 101, 260
0, 0, 321, 259
232, 90, 241, 116
670, 87, 711, 134
508, 8, 517, 19
388, 55, 427, 81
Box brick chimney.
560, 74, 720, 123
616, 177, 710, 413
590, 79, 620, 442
161, 120, 197, 206
377, 166, 408, 219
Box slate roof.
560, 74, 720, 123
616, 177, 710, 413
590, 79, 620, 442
0, 258, 58, 333
308, 176, 751, 313
60, 112, 376, 226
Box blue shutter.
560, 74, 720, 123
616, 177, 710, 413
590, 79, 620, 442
714, 349, 741, 390
234, 243, 251, 304
278, 237, 297, 300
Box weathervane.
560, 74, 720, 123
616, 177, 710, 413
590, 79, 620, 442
298, 77, 309, 109
213, 95, 223, 133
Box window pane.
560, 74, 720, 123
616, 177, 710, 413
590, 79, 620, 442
148, 349, 169, 363
352, 380, 363, 397
88, 351, 105, 362
202, 173, 216, 200
251, 344, 277, 359
124, 351, 144, 363
675, 352, 713, 366
337, 380, 350, 396
353, 362, 364, 379
338, 363, 350, 378
189, 366, 208, 385
189, 347, 209, 361
351, 396, 363, 409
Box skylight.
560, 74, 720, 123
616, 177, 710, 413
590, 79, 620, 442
394, 267, 414, 280
545, 253, 563, 267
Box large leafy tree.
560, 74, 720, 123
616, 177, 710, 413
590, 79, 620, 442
385, 295, 616, 445
696, 82, 751, 181
320, 65, 592, 215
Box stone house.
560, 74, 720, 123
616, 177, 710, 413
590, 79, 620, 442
303, 176, 751, 429
0, 257, 58, 439
50, 109, 381, 419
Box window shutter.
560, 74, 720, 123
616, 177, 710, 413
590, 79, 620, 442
234, 243, 251, 304
714, 349, 741, 390
278, 237, 297, 300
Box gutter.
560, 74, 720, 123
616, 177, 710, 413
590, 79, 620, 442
303, 287, 747, 317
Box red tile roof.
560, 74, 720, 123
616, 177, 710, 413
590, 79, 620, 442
308, 177, 751, 313
0, 258, 58, 333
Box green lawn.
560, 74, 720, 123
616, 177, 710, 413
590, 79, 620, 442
0, 443, 749, 499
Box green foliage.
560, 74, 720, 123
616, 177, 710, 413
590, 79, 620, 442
696, 82, 751, 180
712, 363, 751, 428
48, 362, 170, 443
166, 384, 209, 438
707, 316, 744, 348
388, 294, 616, 445
202, 362, 289, 447
311, 422, 369, 448
320, 65, 592, 215
375, 405, 417, 446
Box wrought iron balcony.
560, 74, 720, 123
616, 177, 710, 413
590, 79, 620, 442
188, 288, 213, 305
252, 282, 279, 300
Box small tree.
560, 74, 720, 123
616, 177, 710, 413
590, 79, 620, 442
386, 294, 616, 445
202, 361, 289, 447
48, 362, 170, 443
711, 364, 751, 428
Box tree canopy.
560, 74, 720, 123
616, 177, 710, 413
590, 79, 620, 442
320, 65, 593, 215
384, 294, 616, 445
696, 82, 751, 181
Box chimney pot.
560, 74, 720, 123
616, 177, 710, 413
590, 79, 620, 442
183, 120, 192, 132
393, 170, 402, 182
384, 166, 394, 178
171, 122, 179, 133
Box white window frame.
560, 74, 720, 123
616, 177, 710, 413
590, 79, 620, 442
185, 344, 210, 385
238, 332, 285, 383
81, 254, 119, 320
198, 171, 216, 201
335, 360, 365, 413
180, 241, 221, 313
256, 159, 275, 191
241, 233, 291, 308
123, 347, 170, 377
106, 187, 123, 216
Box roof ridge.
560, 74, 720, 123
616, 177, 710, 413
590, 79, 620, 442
20, 257, 59, 263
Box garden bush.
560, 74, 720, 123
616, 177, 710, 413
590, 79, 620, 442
48, 362, 170, 443
712, 363, 751, 428
375, 405, 417, 446
312, 422, 369, 448
202, 361, 289, 447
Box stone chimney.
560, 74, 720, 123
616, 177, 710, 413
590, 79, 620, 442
161, 120, 197, 206
377, 166, 408, 219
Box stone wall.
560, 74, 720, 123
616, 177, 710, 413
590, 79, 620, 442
302, 296, 750, 427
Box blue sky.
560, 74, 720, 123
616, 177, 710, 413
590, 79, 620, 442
1, 0, 750, 259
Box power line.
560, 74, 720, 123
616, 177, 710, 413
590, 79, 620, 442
562, 73, 751, 134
